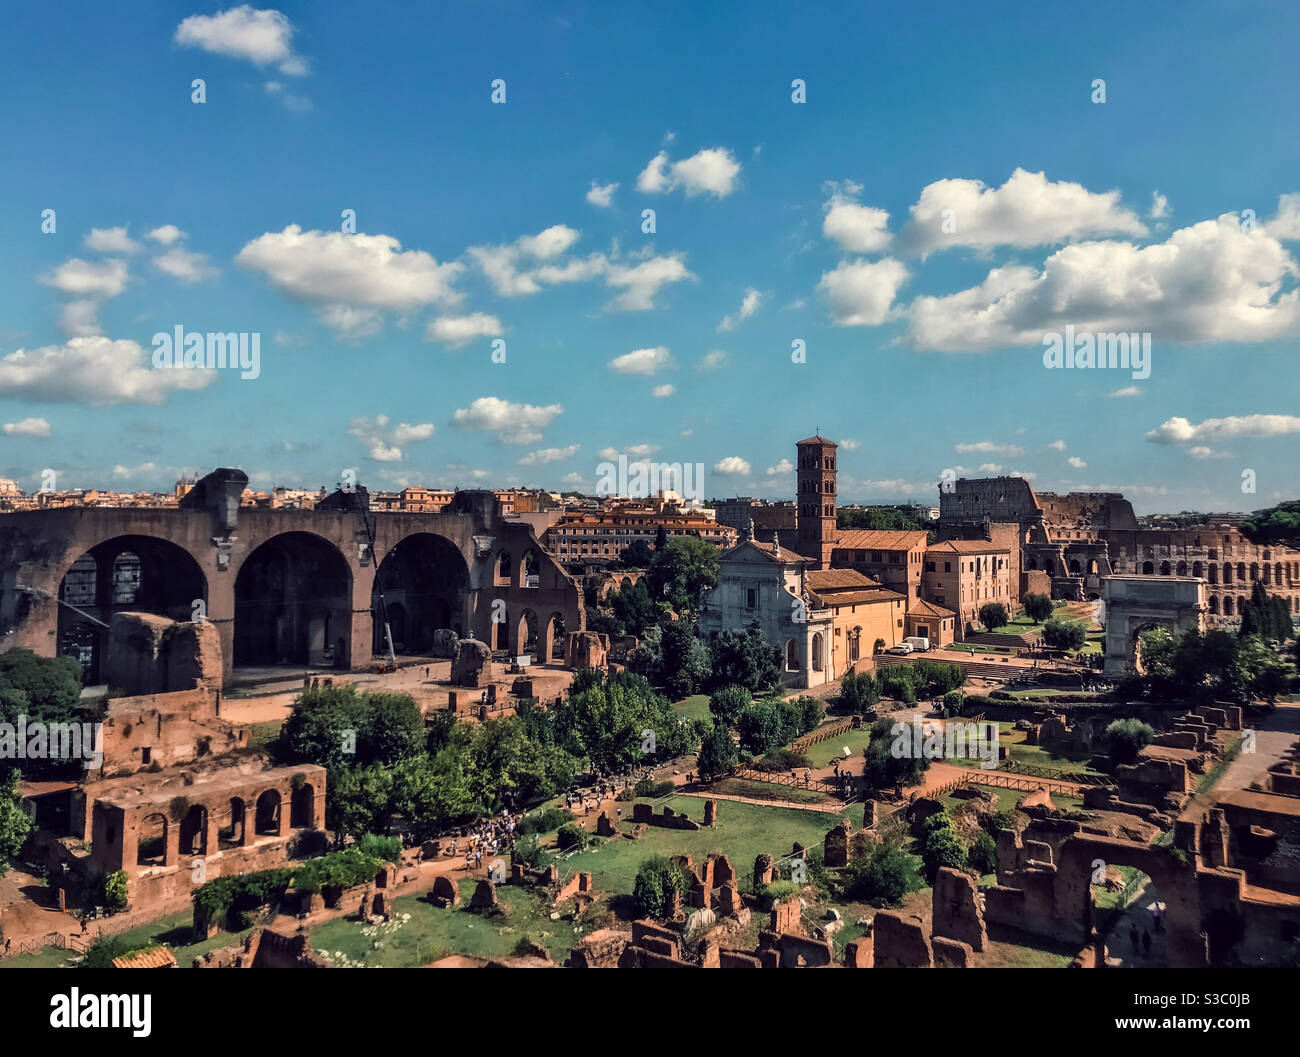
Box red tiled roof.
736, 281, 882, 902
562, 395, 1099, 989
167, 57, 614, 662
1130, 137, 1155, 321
112, 946, 178, 969
908, 598, 956, 618
927, 539, 1011, 554
806, 569, 881, 591
834, 530, 928, 551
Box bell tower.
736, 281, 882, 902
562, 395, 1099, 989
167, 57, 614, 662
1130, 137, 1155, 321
796, 435, 837, 567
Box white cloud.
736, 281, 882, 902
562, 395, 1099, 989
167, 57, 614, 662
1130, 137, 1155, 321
84, 227, 141, 254
839, 439, 860, 450
1067, 456, 1087, 469
586, 181, 618, 208
0, 336, 214, 405
765, 458, 793, 475
598, 444, 660, 461
1187, 446, 1224, 460
112, 461, 159, 480
1146, 414, 1300, 445
636, 147, 741, 198
451, 396, 563, 445
174, 5, 308, 76
609, 346, 672, 375
955, 441, 1024, 456
146, 225, 185, 246
717, 288, 763, 332
604, 254, 694, 311
319, 306, 382, 339
823, 183, 892, 254
520, 445, 579, 466
1009, 470, 1037, 480
1048, 440, 1067, 451
977, 463, 1002, 473
714, 456, 751, 476
1265, 193, 1300, 241
237, 226, 463, 333
154, 247, 218, 283
898, 168, 1146, 257
348, 415, 434, 462
652, 384, 675, 398
43, 258, 128, 299
906, 212, 1300, 351
1150, 191, 1170, 220
468, 225, 598, 296
2, 417, 52, 438
698, 349, 728, 371
426, 313, 502, 348
819, 258, 908, 326
1109, 386, 1143, 398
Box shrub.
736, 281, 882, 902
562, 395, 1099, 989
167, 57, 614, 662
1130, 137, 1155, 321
969, 830, 997, 875
922, 826, 968, 882
762, 880, 801, 903
632, 856, 691, 918
842, 839, 924, 906
517, 807, 572, 835
696, 721, 739, 780
101, 869, 128, 911
1103, 718, 1156, 765
511, 832, 550, 870
555, 822, 589, 852
1043, 618, 1088, 652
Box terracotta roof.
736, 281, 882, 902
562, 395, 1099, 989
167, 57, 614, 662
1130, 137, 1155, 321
112, 946, 178, 969
806, 569, 882, 591
927, 539, 1011, 554
834, 529, 928, 551
810, 588, 905, 608
796, 435, 837, 447
908, 598, 956, 619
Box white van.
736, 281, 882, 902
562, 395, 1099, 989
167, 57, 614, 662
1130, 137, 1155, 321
903, 636, 931, 652
886, 642, 914, 655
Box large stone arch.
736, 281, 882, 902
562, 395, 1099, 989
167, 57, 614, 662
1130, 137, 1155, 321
1053, 836, 1205, 967
55, 534, 207, 685
233, 532, 352, 669
370, 531, 469, 655
1101, 575, 1207, 676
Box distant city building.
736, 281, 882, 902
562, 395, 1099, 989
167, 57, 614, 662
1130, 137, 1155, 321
544, 501, 736, 570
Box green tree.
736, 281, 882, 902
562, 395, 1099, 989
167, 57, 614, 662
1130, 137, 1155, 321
707, 623, 782, 694
0, 770, 32, 876
647, 536, 720, 616
657, 621, 711, 699
1042, 617, 1087, 652
922, 822, 968, 882
708, 685, 753, 727
1022, 593, 1053, 623
838, 671, 879, 712
617, 540, 655, 568
696, 720, 739, 780
653, 525, 669, 552
979, 602, 1009, 632
609, 580, 660, 637
1240, 501, 1300, 548
969, 830, 997, 875
862, 717, 929, 788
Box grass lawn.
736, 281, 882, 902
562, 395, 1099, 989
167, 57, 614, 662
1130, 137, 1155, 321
672, 694, 712, 724
0, 911, 255, 969
1003, 727, 1102, 774
557, 795, 850, 896
801, 727, 872, 768
1005, 687, 1103, 699
309, 878, 581, 967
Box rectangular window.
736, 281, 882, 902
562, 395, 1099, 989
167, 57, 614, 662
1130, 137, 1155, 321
746, 588, 756, 609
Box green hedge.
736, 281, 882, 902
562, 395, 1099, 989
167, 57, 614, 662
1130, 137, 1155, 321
192, 838, 400, 931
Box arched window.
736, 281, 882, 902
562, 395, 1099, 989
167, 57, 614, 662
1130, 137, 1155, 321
785, 640, 799, 672
1142, 561, 1154, 575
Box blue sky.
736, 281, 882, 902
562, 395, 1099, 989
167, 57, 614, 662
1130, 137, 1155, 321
1, 0, 1298, 513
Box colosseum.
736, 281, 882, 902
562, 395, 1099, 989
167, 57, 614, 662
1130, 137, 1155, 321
939, 476, 1300, 628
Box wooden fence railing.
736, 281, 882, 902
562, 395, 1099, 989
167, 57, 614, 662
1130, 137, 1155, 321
733, 767, 845, 798
790, 719, 854, 754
